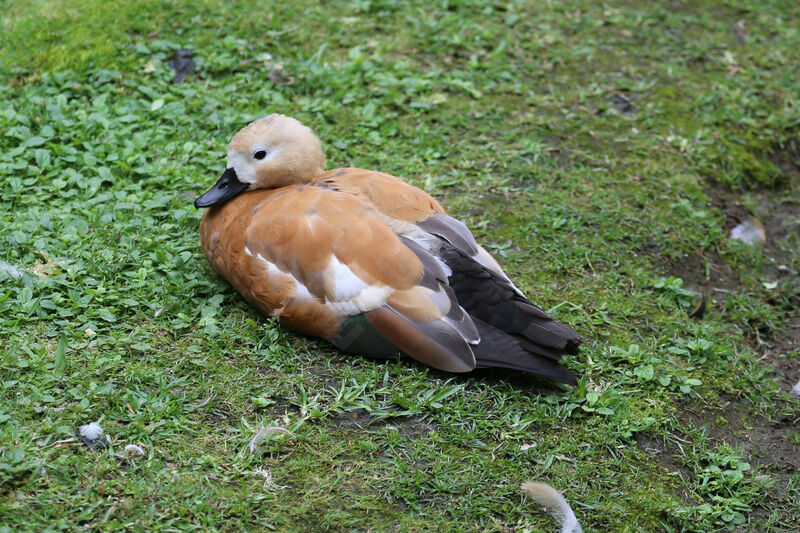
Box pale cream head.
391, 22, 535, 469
226, 114, 326, 189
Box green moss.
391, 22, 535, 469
700, 135, 783, 189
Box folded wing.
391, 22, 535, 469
240, 186, 479, 372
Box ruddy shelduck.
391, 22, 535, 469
195, 114, 583, 384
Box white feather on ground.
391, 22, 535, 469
0, 261, 26, 279
791, 379, 800, 397
78, 421, 104, 441
248, 426, 294, 453
252, 467, 287, 490
521, 482, 583, 533
124, 444, 145, 456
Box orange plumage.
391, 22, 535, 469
196, 115, 582, 383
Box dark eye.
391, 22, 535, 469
253, 150, 267, 160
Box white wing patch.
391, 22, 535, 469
322, 255, 393, 315
251, 251, 392, 317
325, 285, 394, 316
323, 256, 369, 301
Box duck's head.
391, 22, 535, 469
194, 114, 326, 208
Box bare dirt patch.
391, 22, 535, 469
771, 316, 800, 391
637, 396, 799, 520
682, 396, 800, 475
659, 139, 800, 395
642, 140, 800, 529
677, 395, 799, 528
329, 409, 438, 437
636, 434, 699, 506
665, 246, 740, 296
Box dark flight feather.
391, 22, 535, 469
471, 318, 577, 384
435, 242, 582, 380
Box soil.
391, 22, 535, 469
683, 394, 799, 471
329, 409, 438, 437
636, 433, 699, 504
642, 140, 800, 522
664, 139, 800, 395
637, 394, 799, 521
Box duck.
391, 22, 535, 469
194, 114, 583, 384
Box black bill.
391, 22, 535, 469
194, 167, 249, 208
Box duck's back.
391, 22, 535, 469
312, 168, 447, 222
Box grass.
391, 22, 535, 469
1, 0, 799, 530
